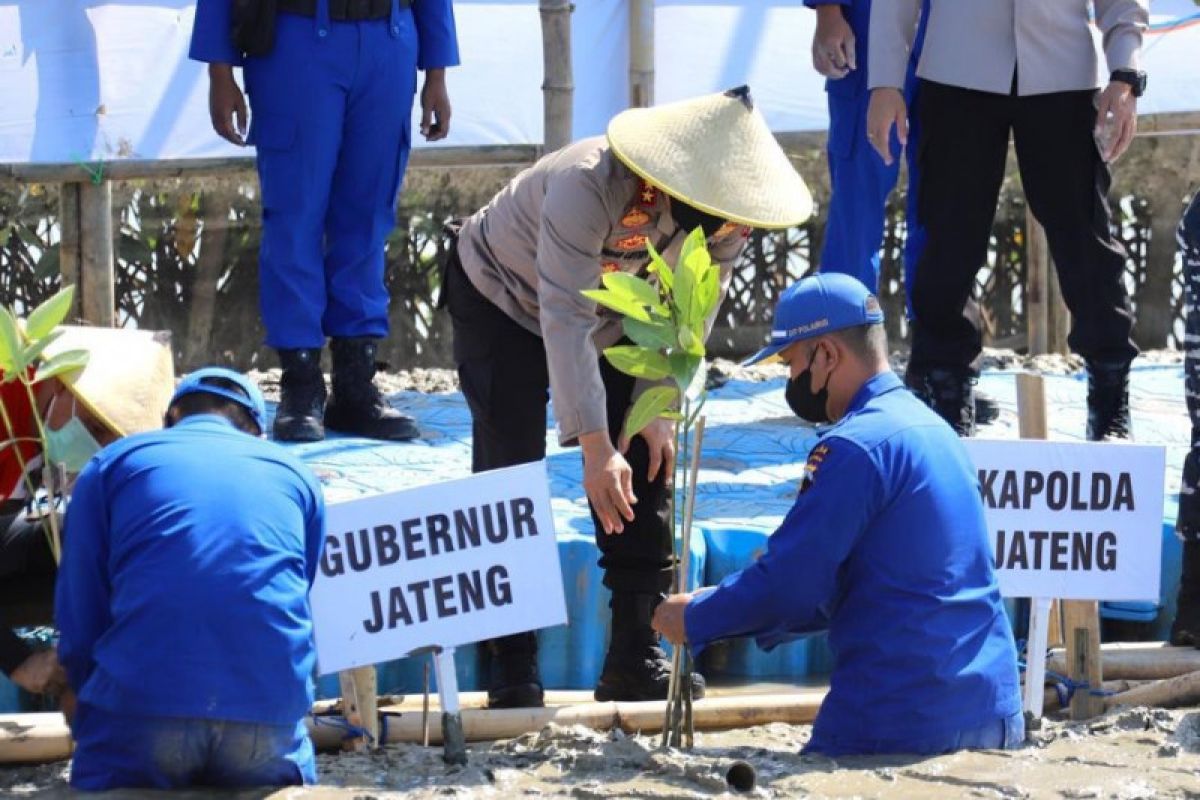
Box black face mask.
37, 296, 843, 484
670, 199, 726, 238
785, 348, 832, 424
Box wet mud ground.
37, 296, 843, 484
4, 706, 1200, 799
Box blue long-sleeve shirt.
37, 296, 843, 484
55, 415, 325, 726
686, 372, 1021, 748
190, 0, 461, 70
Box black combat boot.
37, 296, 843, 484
485, 632, 544, 708
594, 592, 706, 702
324, 337, 420, 441
1085, 360, 1132, 441
906, 366, 976, 437
273, 348, 326, 442
1170, 541, 1200, 648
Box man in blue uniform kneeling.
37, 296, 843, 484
56, 368, 325, 790
653, 273, 1023, 756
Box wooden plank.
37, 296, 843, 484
78, 181, 115, 327
539, 0, 574, 153
1063, 602, 1105, 719
1025, 209, 1050, 356
629, 0, 655, 108
1, 146, 543, 183
58, 183, 82, 321
337, 666, 379, 751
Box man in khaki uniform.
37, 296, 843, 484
446, 87, 812, 707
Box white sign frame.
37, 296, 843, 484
310, 460, 567, 675
964, 438, 1165, 602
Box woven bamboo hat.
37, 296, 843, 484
42, 326, 176, 437
607, 86, 813, 229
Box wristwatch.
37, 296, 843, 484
1110, 69, 1148, 98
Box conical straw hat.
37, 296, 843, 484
607, 86, 813, 229
42, 326, 176, 437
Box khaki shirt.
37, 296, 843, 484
456, 137, 749, 445
869, 0, 1148, 96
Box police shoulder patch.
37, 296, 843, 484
799, 442, 831, 495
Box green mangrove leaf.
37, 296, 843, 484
623, 385, 678, 440
19, 329, 63, 373
623, 317, 677, 351
0, 308, 22, 375
581, 289, 651, 323
35, 349, 89, 383
602, 272, 664, 313
646, 241, 674, 291
25, 286, 76, 341
603, 345, 671, 381
669, 351, 703, 393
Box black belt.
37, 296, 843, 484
277, 0, 409, 21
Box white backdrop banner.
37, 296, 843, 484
963, 439, 1166, 602
1, 1, 1196, 165
310, 460, 566, 675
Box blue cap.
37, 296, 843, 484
169, 367, 267, 434
742, 273, 884, 365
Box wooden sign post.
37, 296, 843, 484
1015, 373, 1104, 721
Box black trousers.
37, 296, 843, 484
0, 509, 55, 676
444, 246, 674, 595
908, 80, 1138, 373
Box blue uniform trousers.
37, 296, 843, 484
69, 703, 315, 790
243, 6, 418, 349
806, 710, 1024, 757
821, 75, 923, 303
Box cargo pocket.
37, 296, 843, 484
249, 111, 301, 214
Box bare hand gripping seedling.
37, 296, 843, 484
582, 227, 721, 748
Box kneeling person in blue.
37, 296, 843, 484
55, 369, 325, 790
652, 274, 1023, 756
190, 0, 460, 443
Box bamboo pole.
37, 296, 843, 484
629, 0, 654, 108
1104, 668, 1200, 710
0, 692, 827, 764
539, 0, 574, 153
1047, 643, 1200, 681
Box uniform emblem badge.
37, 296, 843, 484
615, 233, 649, 251
601, 261, 621, 274
621, 208, 651, 229
714, 221, 739, 240
638, 181, 658, 207
799, 443, 830, 495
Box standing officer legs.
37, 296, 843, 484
244, 12, 346, 441
1011, 89, 1137, 440
590, 356, 705, 702
322, 8, 421, 441
907, 81, 1011, 435
446, 246, 549, 708
819, 92, 900, 293
1173, 191, 1200, 647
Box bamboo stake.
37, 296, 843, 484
1, 692, 830, 763
1103, 667, 1200, 710
629, 0, 654, 108
1047, 643, 1200, 681
666, 416, 705, 748
539, 0, 574, 153
1025, 209, 1050, 356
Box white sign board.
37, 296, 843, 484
963, 439, 1165, 602
310, 461, 567, 675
